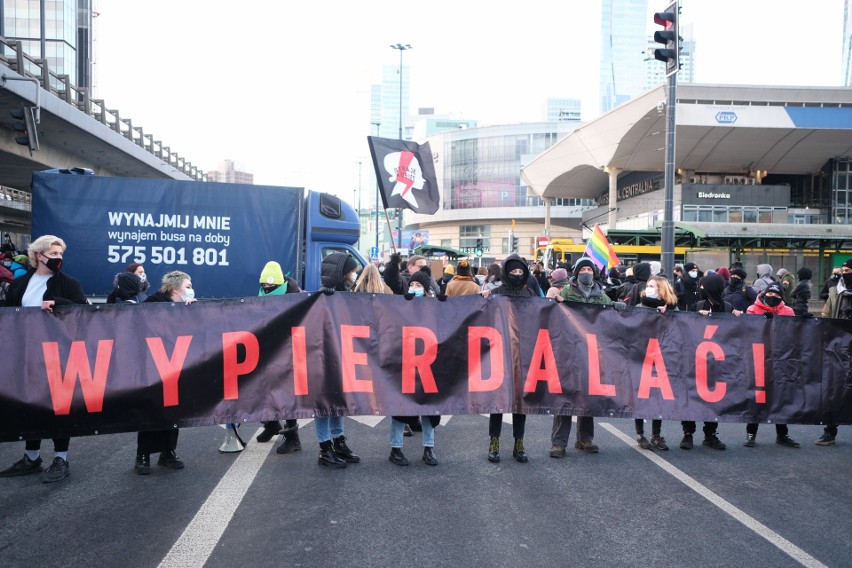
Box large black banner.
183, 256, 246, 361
1, 293, 850, 441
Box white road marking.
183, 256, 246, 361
157, 427, 271, 568
349, 415, 385, 427
599, 422, 829, 568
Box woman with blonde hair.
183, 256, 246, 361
354, 264, 392, 294
633, 275, 679, 451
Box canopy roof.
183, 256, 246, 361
522, 84, 852, 200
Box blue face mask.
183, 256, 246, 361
408, 287, 425, 297
182, 289, 195, 301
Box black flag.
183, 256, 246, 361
367, 136, 440, 215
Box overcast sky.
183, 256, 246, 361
93, 0, 845, 200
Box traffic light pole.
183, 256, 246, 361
661, 72, 677, 281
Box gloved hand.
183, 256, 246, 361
322, 288, 334, 296
436, 294, 448, 301
403, 292, 415, 300
763, 312, 774, 319
389, 252, 401, 266
613, 301, 628, 311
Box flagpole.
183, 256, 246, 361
384, 209, 397, 253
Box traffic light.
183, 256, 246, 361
10, 105, 39, 153
475, 238, 483, 257
510, 234, 519, 253
653, 2, 678, 76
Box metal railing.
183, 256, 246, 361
0, 184, 31, 204
0, 36, 206, 181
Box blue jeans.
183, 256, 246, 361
314, 416, 344, 443
391, 418, 435, 448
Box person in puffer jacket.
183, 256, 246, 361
744, 283, 798, 449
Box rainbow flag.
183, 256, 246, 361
583, 224, 620, 272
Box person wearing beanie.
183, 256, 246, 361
439, 263, 455, 294
314, 253, 361, 468
446, 260, 480, 296
680, 273, 742, 452
407, 268, 434, 296
677, 262, 703, 310
545, 267, 569, 300
551, 257, 613, 458
389, 267, 441, 467
790, 267, 813, 317
723, 267, 757, 311
484, 254, 535, 464
716, 266, 730, 283
253, 261, 304, 454
744, 283, 798, 449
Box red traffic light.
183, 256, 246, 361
654, 11, 675, 28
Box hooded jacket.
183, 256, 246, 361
491, 254, 535, 297
688, 273, 734, 313
746, 294, 794, 317
625, 262, 651, 305
753, 264, 775, 293
321, 252, 357, 292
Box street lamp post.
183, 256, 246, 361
390, 43, 412, 252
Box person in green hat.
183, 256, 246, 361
254, 261, 304, 455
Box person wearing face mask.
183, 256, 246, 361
632, 276, 679, 450
677, 262, 702, 310
314, 252, 362, 468
551, 257, 614, 458
482, 254, 536, 464
625, 262, 652, 305
5, 253, 29, 279
252, 261, 305, 454
744, 283, 799, 448
819, 267, 842, 300
681, 273, 742, 451
723, 268, 757, 312
389, 269, 442, 467
0, 235, 87, 483
133, 270, 195, 474
817, 258, 852, 446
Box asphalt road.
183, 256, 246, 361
0, 416, 848, 568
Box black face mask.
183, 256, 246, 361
831, 274, 840, 281
42, 256, 62, 273
507, 274, 525, 287
843, 273, 852, 288
763, 295, 782, 307
730, 277, 742, 287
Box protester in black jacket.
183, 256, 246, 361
0, 235, 87, 484
790, 267, 812, 317
483, 254, 535, 464
723, 268, 757, 311
136, 270, 195, 474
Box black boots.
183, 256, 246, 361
389, 447, 409, 466
488, 436, 500, 463
134, 454, 150, 475
276, 427, 301, 454
332, 436, 360, 463
318, 441, 346, 468
422, 447, 438, 466
256, 421, 282, 443
512, 438, 529, 463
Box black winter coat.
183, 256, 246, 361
4, 269, 87, 307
